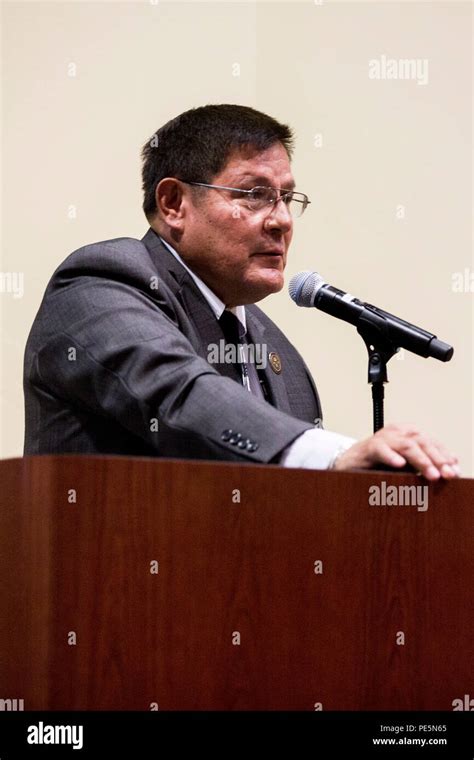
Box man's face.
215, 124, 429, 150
171, 142, 295, 306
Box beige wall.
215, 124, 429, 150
1, 1, 472, 474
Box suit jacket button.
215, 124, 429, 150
237, 440, 247, 449
229, 433, 242, 445
246, 442, 259, 452
221, 429, 233, 441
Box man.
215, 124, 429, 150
23, 104, 459, 479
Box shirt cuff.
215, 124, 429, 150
280, 428, 357, 470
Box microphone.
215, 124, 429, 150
289, 271, 453, 362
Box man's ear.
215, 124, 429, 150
155, 178, 186, 231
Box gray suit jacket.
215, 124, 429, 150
23, 229, 323, 463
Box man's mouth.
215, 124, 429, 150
252, 251, 285, 271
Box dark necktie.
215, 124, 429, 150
218, 310, 265, 399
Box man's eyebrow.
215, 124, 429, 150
237, 174, 296, 190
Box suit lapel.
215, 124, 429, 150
246, 308, 293, 415
178, 285, 242, 384
142, 228, 242, 384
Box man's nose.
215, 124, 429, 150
264, 197, 293, 231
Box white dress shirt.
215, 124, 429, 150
159, 236, 357, 469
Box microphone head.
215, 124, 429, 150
289, 271, 326, 307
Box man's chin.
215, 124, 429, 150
241, 273, 284, 304
262, 269, 285, 291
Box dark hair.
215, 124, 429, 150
141, 104, 294, 220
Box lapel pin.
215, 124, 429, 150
268, 351, 282, 374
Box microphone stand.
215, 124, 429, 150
356, 311, 400, 433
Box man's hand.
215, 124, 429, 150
333, 424, 460, 480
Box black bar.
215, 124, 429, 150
0, 710, 472, 758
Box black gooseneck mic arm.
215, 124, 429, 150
356, 310, 399, 433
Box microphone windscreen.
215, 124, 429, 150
289, 271, 325, 307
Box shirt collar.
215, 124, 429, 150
159, 236, 247, 332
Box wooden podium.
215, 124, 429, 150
0, 455, 472, 711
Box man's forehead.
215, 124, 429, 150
222, 145, 295, 186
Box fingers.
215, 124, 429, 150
371, 440, 407, 469
417, 438, 460, 479
377, 426, 460, 481
333, 425, 460, 479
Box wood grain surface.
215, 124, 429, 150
0, 455, 472, 710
